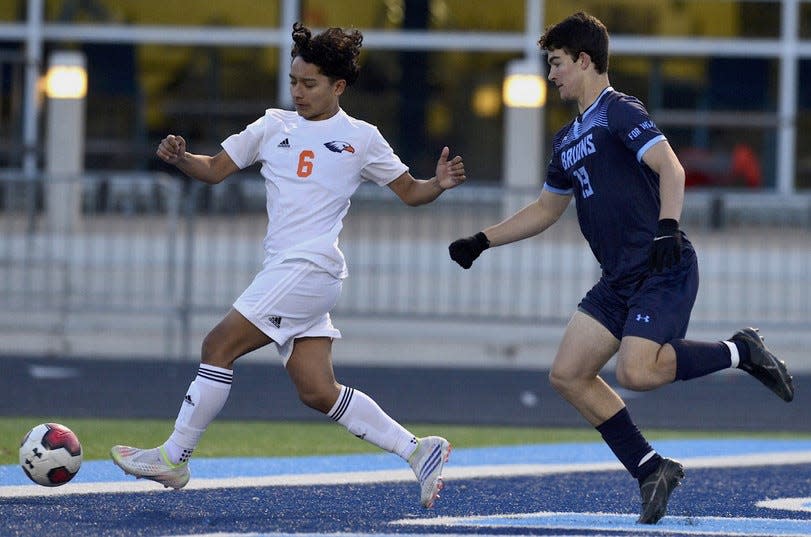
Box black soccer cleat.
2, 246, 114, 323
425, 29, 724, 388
637, 458, 684, 524
732, 327, 795, 402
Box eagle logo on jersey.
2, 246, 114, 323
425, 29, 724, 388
324, 140, 355, 154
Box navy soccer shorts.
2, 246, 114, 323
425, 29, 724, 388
578, 251, 699, 344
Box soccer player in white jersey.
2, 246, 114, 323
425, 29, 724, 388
111, 22, 462, 509
449, 12, 794, 524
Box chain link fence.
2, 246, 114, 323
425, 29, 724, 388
1, 171, 810, 360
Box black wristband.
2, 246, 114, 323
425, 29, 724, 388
656, 218, 679, 235
474, 231, 490, 251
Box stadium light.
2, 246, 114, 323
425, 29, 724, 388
45, 51, 87, 99
502, 58, 545, 217
45, 50, 86, 233
503, 59, 546, 108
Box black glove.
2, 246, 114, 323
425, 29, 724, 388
648, 218, 682, 272
449, 232, 490, 269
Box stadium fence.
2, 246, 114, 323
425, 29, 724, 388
1, 172, 810, 359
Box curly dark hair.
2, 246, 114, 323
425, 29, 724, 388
291, 22, 363, 86
538, 11, 609, 74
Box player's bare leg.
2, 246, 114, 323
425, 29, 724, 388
614, 327, 793, 402
112, 309, 271, 488
201, 308, 274, 370
285, 337, 342, 412
286, 337, 451, 508
614, 336, 677, 391
549, 311, 623, 426
549, 311, 682, 524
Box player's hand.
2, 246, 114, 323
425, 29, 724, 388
449, 232, 490, 269
648, 218, 682, 272
156, 135, 187, 165
435, 146, 466, 190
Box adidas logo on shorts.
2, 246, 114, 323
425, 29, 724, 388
268, 315, 282, 328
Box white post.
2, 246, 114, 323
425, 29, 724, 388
277, 0, 299, 109
45, 50, 87, 233
777, 0, 799, 194
502, 58, 546, 217
23, 0, 44, 178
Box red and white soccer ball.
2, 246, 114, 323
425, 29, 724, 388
19, 423, 83, 487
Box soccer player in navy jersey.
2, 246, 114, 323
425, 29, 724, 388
449, 11, 794, 524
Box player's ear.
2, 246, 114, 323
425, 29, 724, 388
578, 51, 592, 70
333, 78, 347, 96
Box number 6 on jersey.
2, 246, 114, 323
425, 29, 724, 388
297, 150, 315, 178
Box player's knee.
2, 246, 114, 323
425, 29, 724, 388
200, 332, 233, 369
615, 357, 648, 390
297, 388, 334, 414
549, 367, 576, 397
614, 363, 634, 389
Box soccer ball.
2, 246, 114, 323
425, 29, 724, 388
19, 423, 83, 487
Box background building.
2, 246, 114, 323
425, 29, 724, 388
1, 0, 811, 189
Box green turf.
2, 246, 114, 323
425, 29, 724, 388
2, 417, 808, 466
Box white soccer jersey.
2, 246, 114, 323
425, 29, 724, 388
222, 108, 409, 278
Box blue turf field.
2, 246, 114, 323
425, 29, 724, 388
2, 438, 811, 537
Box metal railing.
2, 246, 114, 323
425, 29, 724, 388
2, 172, 810, 359
2, 0, 810, 192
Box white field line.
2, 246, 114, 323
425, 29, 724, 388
2, 450, 811, 499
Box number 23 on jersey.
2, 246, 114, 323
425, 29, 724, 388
573, 166, 594, 198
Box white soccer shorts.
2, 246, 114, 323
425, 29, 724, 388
233, 258, 342, 363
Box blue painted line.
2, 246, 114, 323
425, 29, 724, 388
428, 512, 811, 535
172, 534, 530, 537
2, 438, 810, 487
2, 450, 810, 537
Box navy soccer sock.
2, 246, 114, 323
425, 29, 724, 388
596, 407, 661, 481
670, 339, 736, 381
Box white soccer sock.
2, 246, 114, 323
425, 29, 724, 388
164, 364, 233, 464
328, 385, 418, 460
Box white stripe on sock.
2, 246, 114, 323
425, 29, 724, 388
329, 386, 415, 459
724, 340, 740, 368
637, 450, 656, 467
197, 364, 233, 385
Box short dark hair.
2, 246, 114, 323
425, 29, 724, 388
538, 11, 609, 74
291, 22, 363, 86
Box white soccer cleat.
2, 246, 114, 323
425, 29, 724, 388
408, 436, 451, 508
110, 445, 190, 490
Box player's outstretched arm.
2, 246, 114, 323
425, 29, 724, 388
156, 134, 240, 185
449, 189, 571, 269
387, 146, 466, 206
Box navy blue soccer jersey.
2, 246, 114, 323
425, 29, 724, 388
545, 87, 683, 286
